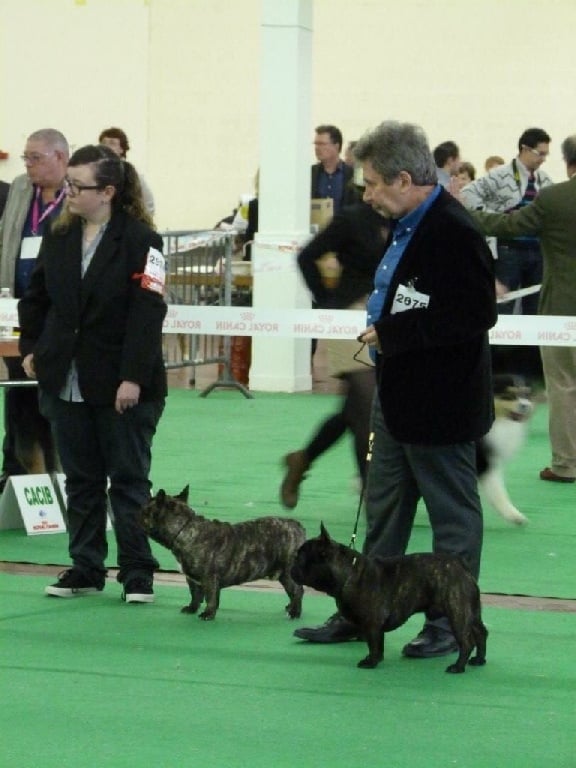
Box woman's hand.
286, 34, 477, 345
115, 380, 141, 414
22, 353, 36, 379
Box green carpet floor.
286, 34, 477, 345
1, 573, 574, 768
1, 389, 574, 599
1, 389, 575, 768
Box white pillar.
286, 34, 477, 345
249, 0, 313, 392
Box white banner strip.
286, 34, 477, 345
2, 300, 575, 347
163, 305, 576, 347
163, 306, 366, 340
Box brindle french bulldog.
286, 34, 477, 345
141, 486, 306, 620
291, 524, 488, 673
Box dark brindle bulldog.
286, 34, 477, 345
141, 486, 306, 620
291, 524, 488, 673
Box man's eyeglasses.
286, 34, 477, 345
64, 178, 103, 196
21, 151, 56, 164
523, 145, 549, 159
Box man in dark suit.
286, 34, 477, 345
310, 124, 358, 214
295, 121, 497, 658
470, 134, 576, 484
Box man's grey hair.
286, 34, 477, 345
28, 128, 69, 156
561, 135, 576, 167
354, 121, 437, 185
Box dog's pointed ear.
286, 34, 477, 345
156, 489, 166, 504
320, 522, 331, 541
177, 485, 190, 502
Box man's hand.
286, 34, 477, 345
22, 353, 36, 379
357, 325, 381, 352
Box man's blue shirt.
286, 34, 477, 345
365, 185, 441, 359
317, 161, 346, 214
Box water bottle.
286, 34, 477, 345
0, 287, 13, 337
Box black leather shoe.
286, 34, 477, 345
293, 613, 362, 643
402, 626, 458, 658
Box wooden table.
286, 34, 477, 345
0, 337, 19, 358
167, 273, 252, 289
0, 337, 38, 389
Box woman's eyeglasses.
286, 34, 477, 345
64, 178, 103, 196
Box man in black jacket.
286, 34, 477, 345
295, 121, 497, 659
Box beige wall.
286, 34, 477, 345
1, 0, 574, 230
0, 0, 150, 179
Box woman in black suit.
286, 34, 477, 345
18, 145, 167, 603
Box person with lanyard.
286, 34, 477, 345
460, 128, 553, 382
18, 143, 167, 603
0, 128, 69, 490
293, 121, 497, 660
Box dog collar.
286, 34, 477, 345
169, 519, 192, 548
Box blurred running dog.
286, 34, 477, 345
477, 374, 533, 525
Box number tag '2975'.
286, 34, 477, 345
391, 283, 430, 314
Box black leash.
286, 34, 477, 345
349, 430, 374, 551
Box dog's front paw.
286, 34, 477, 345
180, 604, 199, 615
199, 609, 216, 621
357, 655, 381, 669
445, 662, 466, 674
285, 602, 302, 619
468, 656, 487, 667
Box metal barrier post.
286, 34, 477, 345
161, 230, 253, 399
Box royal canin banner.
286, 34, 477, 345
2, 299, 575, 347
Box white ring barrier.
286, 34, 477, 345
161, 305, 576, 346
2, 299, 575, 347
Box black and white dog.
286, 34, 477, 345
476, 374, 533, 525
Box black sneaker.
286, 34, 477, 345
45, 569, 104, 598
122, 576, 154, 604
